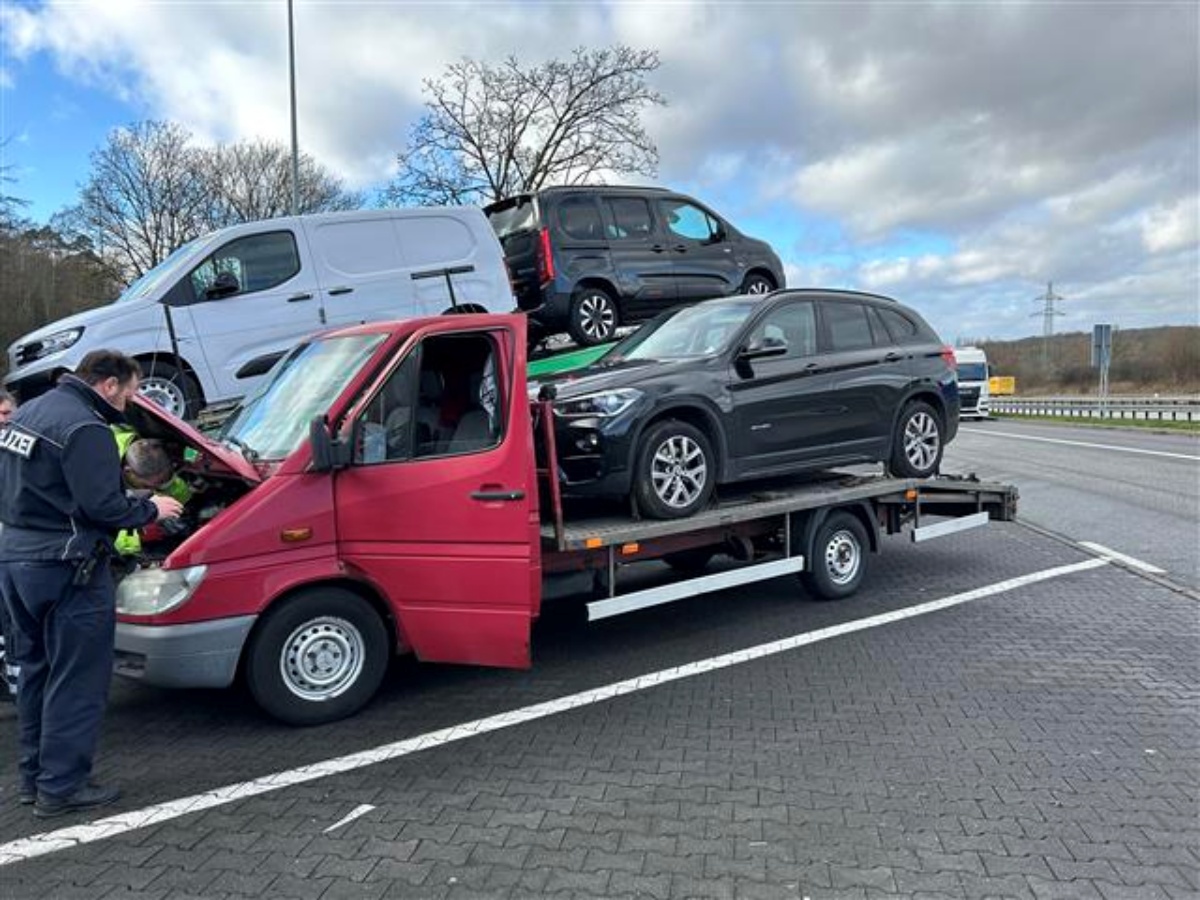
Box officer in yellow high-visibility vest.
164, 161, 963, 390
112, 425, 192, 556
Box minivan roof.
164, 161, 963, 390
483, 185, 672, 211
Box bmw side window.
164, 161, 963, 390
661, 200, 719, 243
748, 302, 817, 359
189, 231, 300, 301
877, 308, 922, 345
603, 198, 654, 240
824, 302, 874, 352
557, 197, 604, 241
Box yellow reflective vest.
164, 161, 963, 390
112, 425, 191, 556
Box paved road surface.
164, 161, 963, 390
945, 419, 1200, 589
0, 418, 1195, 899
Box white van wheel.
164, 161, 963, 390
137, 361, 202, 420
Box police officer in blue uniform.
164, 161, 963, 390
0, 350, 182, 817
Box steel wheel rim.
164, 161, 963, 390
650, 434, 708, 509
139, 377, 186, 417
824, 529, 861, 585
578, 294, 616, 341
279, 616, 365, 701
745, 279, 771, 295
903, 411, 940, 471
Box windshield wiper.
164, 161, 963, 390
223, 435, 259, 463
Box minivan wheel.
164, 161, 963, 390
800, 511, 870, 600
568, 287, 619, 346
888, 401, 944, 479
137, 360, 202, 420
740, 273, 775, 295
634, 420, 715, 520
246, 588, 390, 726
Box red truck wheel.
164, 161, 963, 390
246, 588, 389, 726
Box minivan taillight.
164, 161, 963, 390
941, 346, 957, 369
537, 228, 555, 285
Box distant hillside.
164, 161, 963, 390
974, 326, 1199, 395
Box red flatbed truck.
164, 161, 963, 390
115, 312, 1017, 725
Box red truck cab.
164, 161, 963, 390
116, 313, 541, 724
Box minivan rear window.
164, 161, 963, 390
485, 196, 537, 239
557, 196, 604, 241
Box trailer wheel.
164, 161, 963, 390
246, 588, 390, 726
800, 511, 870, 601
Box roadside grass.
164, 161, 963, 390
989, 413, 1200, 433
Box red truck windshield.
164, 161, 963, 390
219, 333, 386, 460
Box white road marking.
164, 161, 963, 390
960, 428, 1200, 461
1077, 541, 1167, 574
0, 557, 1108, 867
324, 803, 375, 833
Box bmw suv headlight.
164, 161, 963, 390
116, 565, 207, 616
24, 327, 85, 361
554, 388, 642, 419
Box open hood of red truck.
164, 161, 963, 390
125, 395, 263, 484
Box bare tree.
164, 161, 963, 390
198, 140, 364, 229
386, 46, 665, 206
57, 122, 366, 283
57, 121, 209, 281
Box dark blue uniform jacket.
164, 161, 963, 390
0, 376, 156, 561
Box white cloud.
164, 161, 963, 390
1, 1, 1196, 337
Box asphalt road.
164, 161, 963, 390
944, 418, 1200, 590
0, 416, 1195, 899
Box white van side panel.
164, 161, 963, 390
308, 209, 510, 329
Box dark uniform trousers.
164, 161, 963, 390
4, 560, 115, 798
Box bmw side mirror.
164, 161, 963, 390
738, 337, 788, 361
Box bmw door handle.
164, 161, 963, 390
671, 244, 688, 253
287, 292, 313, 302
328, 286, 354, 296
470, 488, 526, 502
649, 244, 667, 254
883, 351, 904, 362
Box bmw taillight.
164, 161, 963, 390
941, 346, 957, 369
537, 228, 555, 285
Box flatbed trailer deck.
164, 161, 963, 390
534, 400, 1018, 620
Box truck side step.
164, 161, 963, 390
911, 510, 990, 543
588, 555, 806, 622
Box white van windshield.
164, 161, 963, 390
114, 239, 204, 304
219, 333, 387, 460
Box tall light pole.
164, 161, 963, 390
287, 0, 300, 216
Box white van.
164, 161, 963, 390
3, 208, 512, 417
955, 346, 990, 418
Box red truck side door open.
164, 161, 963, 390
331, 319, 537, 668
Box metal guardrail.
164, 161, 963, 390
990, 395, 1200, 423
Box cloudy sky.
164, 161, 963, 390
2, 0, 1197, 342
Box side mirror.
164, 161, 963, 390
205, 271, 240, 300
738, 336, 789, 361
705, 225, 727, 245
309, 416, 351, 472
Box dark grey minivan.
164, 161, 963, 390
484, 186, 786, 346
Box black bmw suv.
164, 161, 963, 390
485, 186, 785, 346
536, 289, 960, 519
